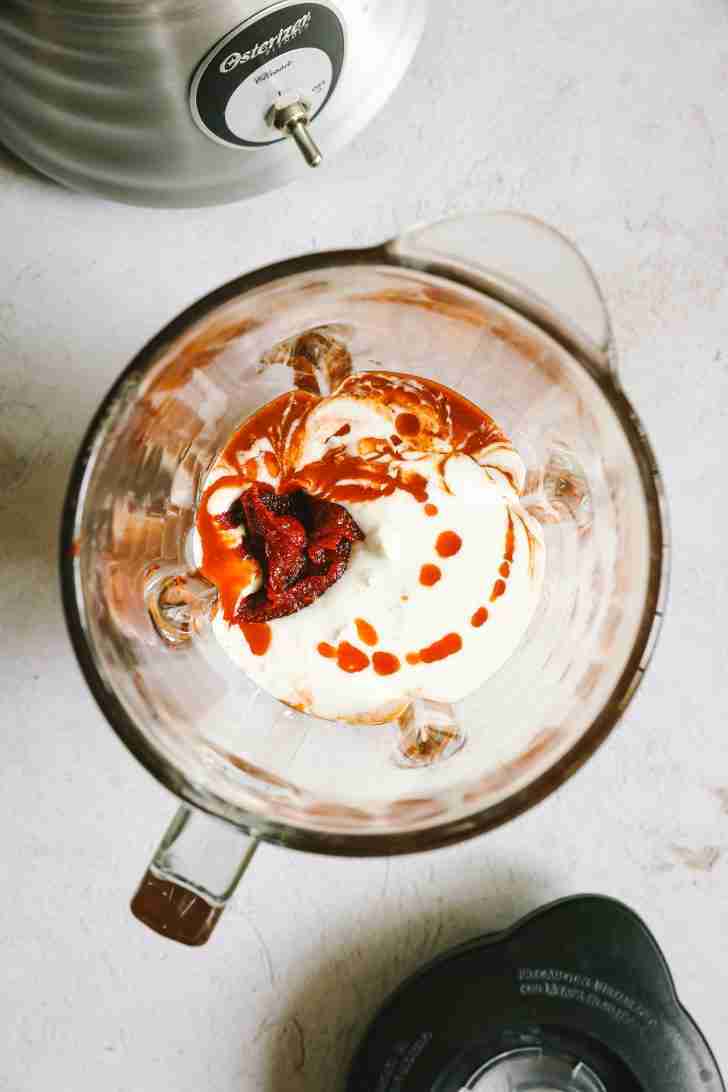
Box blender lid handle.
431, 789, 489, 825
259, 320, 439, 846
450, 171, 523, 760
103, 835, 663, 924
387, 211, 616, 378
131, 806, 258, 947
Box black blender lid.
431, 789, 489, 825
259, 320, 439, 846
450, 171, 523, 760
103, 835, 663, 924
347, 895, 723, 1092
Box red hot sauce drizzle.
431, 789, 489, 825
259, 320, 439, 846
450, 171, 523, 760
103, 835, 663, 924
407, 632, 462, 665
290, 450, 428, 506
490, 579, 506, 602
504, 511, 515, 563
489, 512, 515, 603
318, 640, 399, 676
197, 373, 520, 664
196, 475, 259, 624
329, 371, 511, 474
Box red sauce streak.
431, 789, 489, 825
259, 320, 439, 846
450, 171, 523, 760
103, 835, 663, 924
243, 458, 258, 480
355, 618, 379, 646
223, 375, 511, 502
471, 607, 488, 628
217, 372, 510, 512
424, 503, 438, 517
490, 579, 506, 601
488, 514, 514, 603
407, 632, 462, 665
317, 641, 336, 658
290, 452, 428, 505
419, 564, 441, 587
196, 474, 258, 622
395, 412, 420, 436
337, 641, 370, 673
505, 512, 515, 563
338, 370, 511, 466
333, 423, 351, 437
241, 622, 271, 656
436, 531, 462, 558
372, 652, 400, 676
263, 451, 280, 477
223, 390, 315, 472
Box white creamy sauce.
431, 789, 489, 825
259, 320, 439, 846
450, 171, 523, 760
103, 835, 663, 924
198, 373, 545, 723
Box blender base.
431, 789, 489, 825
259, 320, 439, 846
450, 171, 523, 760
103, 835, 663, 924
346, 896, 723, 1092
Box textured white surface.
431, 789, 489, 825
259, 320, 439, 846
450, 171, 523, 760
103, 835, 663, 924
1, 0, 727, 1087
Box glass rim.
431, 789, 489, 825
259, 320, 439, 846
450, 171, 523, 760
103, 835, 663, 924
59, 241, 670, 857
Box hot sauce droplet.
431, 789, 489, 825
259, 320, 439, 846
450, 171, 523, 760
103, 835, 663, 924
490, 579, 506, 602
419, 564, 442, 587
436, 531, 462, 558
337, 641, 370, 673
489, 515, 514, 602
419, 632, 462, 663
424, 503, 438, 517
355, 618, 378, 646
317, 641, 336, 658
406, 632, 462, 665
471, 607, 488, 628
241, 622, 271, 656
505, 513, 515, 563
372, 651, 400, 676
334, 423, 351, 437
394, 412, 420, 436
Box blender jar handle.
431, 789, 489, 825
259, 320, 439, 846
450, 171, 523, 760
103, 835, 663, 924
387, 211, 615, 377
131, 806, 258, 946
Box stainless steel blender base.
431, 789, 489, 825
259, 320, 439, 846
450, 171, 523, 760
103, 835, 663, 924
0, 0, 426, 206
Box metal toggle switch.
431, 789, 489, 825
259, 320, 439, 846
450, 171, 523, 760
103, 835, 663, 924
266, 97, 322, 167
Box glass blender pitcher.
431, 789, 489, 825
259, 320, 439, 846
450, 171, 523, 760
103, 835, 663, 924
60, 212, 668, 945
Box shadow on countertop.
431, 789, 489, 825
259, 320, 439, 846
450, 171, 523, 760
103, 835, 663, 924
0, 138, 63, 191
261, 863, 553, 1092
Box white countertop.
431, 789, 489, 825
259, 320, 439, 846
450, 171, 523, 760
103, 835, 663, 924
2, 1, 727, 1087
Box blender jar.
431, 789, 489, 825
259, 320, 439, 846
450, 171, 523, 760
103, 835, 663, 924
60, 212, 668, 944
